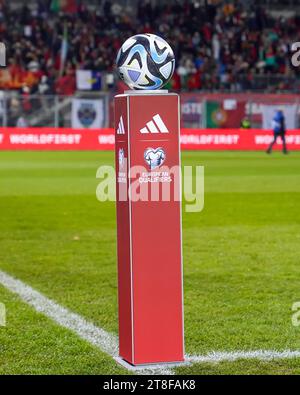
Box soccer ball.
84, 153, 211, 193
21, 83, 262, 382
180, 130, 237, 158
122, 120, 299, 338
116, 34, 175, 90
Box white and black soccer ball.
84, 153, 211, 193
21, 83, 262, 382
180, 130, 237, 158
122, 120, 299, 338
116, 34, 175, 90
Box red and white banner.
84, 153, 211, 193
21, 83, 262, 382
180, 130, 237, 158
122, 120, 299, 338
0, 128, 300, 150
0, 128, 115, 150
180, 129, 300, 150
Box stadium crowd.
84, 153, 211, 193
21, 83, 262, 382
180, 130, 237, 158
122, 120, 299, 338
0, 0, 299, 95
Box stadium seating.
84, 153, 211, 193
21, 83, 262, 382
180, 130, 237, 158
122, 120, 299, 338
0, 0, 299, 95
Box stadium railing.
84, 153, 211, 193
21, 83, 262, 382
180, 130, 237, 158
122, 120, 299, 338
0, 91, 299, 130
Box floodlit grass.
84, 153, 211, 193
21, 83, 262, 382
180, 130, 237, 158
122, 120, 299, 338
0, 286, 127, 375
0, 151, 300, 374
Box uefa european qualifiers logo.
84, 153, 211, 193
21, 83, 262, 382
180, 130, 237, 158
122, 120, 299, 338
144, 147, 165, 170
139, 115, 171, 183
117, 148, 127, 187
96, 113, 204, 212
119, 148, 125, 168
115, 113, 173, 193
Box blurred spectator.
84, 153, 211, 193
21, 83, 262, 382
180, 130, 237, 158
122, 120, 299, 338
55, 67, 76, 95
0, 0, 298, 94
240, 117, 251, 129
16, 115, 28, 127
38, 75, 52, 95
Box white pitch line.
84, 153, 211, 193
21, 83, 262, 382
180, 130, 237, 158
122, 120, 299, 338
186, 349, 300, 364
0, 270, 173, 375
0, 270, 118, 356
1, 270, 300, 374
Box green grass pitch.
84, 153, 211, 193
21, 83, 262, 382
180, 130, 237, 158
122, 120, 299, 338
0, 150, 300, 374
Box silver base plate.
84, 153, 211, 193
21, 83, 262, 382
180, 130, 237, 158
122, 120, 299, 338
124, 89, 169, 95
114, 356, 187, 371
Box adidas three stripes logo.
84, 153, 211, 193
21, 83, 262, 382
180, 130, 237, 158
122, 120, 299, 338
140, 114, 169, 134
117, 116, 125, 135
117, 114, 169, 135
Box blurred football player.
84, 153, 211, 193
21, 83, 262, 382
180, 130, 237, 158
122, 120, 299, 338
266, 110, 288, 154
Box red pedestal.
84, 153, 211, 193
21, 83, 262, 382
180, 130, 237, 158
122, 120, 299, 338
114, 91, 184, 365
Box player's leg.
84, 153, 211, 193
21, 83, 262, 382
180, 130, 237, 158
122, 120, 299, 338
266, 134, 277, 154
281, 134, 288, 154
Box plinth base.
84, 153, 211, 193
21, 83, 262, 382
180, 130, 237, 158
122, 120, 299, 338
114, 357, 187, 371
